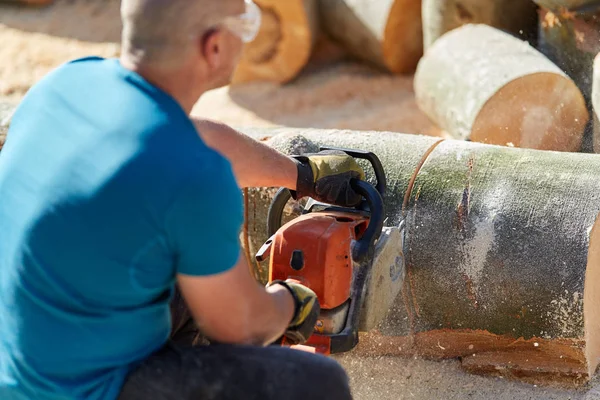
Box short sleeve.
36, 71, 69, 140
165, 152, 244, 276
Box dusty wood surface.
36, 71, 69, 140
352, 330, 587, 387
422, 0, 538, 49
232, 0, 319, 84
318, 0, 423, 74
414, 23, 588, 151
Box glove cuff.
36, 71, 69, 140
267, 279, 301, 325
290, 156, 314, 201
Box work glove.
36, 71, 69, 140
267, 279, 320, 345
291, 150, 366, 207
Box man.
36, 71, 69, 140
0, 0, 364, 399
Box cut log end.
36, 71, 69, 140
231, 0, 318, 84
319, 0, 424, 75
584, 213, 600, 377
471, 72, 589, 151
382, 0, 424, 74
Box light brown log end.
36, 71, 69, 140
383, 0, 424, 74
585, 213, 600, 378
232, 0, 318, 84
471, 72, 589, 151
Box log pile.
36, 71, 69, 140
239, 127, 600, 385
229, 0, 600, 154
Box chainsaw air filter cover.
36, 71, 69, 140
267, 211, 369, 311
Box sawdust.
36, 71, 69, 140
1, 1, 600, 399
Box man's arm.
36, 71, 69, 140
177, 254, 294, 346
192, 118, 297, 189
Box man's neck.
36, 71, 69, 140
119, 56, 205, 115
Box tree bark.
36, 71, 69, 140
422, 0, 539, 49
318, 0, 423, 74
231, 0, 319, 84
240, 127, 600, 382
414, 23, 589, 152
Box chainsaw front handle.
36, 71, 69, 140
349, 179, 384, 263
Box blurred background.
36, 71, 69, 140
3, 0, 599, 155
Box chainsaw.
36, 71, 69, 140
256, 147, 407, 355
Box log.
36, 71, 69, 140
593, 53, 600, 153
414, 24, 589, 152
318, 0, 423, 74
537, 5, 600, 152
239, 127, 600, 384
422, 0, 539, 50
231, 0, 319, 84
537, 5, 600, 103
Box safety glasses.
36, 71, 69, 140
221, 0, 262, 43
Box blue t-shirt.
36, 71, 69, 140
0, 57, 243, 400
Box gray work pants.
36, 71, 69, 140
117, 289, 353, 400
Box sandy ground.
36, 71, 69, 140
0, 1, 598, 399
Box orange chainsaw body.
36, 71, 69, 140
268, 211, 368, 310
266, 210, 369, 354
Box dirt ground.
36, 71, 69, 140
1, 1, 599, 399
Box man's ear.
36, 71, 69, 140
200, 29, 222, 70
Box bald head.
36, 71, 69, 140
120, 0, 243, 68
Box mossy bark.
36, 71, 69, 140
422, 0, 538, 49
390, 139, 600, 342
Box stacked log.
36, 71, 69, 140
232, 0, 319, 84
318, 0, 423, 74
422, 0, 539, 50
240, 127, 600, 385
414, 24, 589, 152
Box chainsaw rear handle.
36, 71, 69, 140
319, 146, 386, 198
349, 179, 384, 263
